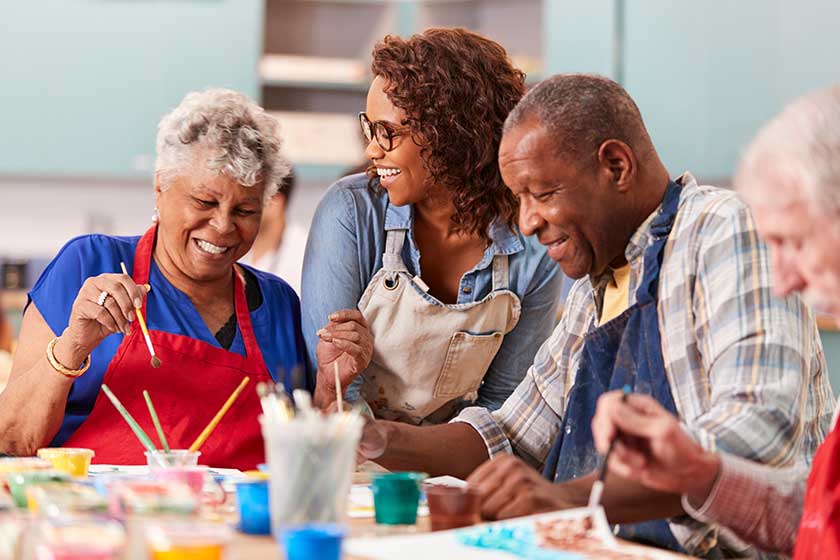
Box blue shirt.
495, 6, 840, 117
29, 234, 306, 445
301, 173, 563, 410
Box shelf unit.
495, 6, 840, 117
260, 0, 546, 184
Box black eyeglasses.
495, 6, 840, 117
359, 112, 411, 152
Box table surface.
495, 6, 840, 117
232, 515, 430, 559
230, 515, 695, 560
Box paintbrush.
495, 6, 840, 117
101, 384, 158, 453
333, 361, 344, 413
120, 262, 160, 368
189, 376, 250, 451
143, 389, 170, 453
588, 384, 632, 508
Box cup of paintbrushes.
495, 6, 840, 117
260, 411, 363, 537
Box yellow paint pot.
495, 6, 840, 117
242, 470, 270, 480
36, 448, 95, 478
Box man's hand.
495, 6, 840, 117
466, 455, 576, 520
591, 390, 721, 506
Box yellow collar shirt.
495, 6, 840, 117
599, 263, 631, 325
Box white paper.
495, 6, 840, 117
344, 508, 686, 560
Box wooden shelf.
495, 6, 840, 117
263, 78, 370, 92
260, 54, 368, 90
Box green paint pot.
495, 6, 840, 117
370, 472, 427, 525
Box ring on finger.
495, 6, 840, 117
96, 290, 110, 307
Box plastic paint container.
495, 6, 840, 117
424, 485, 482, 531
145, 521, 230, 560
26, 482, 109, 515
150, 467, 206, 496
281, 524, 345, 560
370, 472, 427, 525
0, 457, 52, 476
144, 449, 201, 468
7, 471, 70, 508
37, 545, 120, 560
235, 479, 271, 535
36, 448, 95, 478
33, 515, 124, 560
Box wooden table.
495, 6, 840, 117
231, 515, 430, 559
230, 515, 694, 559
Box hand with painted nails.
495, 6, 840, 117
591, 390, 721, 505
61, 273, 151, 361
313, 309, 374, 409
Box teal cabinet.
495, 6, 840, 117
543, 0, 840, 179
622, 0, 840, 179
0, 0, 262, 178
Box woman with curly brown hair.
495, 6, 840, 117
301, 28, 562, 424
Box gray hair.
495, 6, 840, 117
155, 89, 290, 201
504, 73, 654, 166
735, 85, 840, 214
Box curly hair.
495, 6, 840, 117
156, 89, 290, 203
370, 28, 525, 240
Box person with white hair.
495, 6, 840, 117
0, 89, 305, 470
591, 85, 840, 558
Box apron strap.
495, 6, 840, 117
383, 229, 409, 273
635, 180, 682, 305
491, 253, 510, 291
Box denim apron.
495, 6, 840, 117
541, 180, 685, 552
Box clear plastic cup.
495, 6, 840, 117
145, 520, 231, 560
7, 471, 69, 508
260, 413, 363, 536
0, 457, 52, 476
0, 512, 29, 560
36, 448, 94, 478
150, 466, 225, 506
144, 449, 200, 468
31, 515, 124, 560
26, 482, 109, 516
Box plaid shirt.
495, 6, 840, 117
454, 173, 835, 557
682, 451, 809, 556
683, 407, 840, 556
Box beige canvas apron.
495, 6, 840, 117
357, 229, 521, 424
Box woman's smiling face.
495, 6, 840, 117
363, 76, 432, 207
154, 162, 264, 284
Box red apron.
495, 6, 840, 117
64, 225, 271, 470
794, 425, 840, 559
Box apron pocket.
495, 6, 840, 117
434, 331, 503, 399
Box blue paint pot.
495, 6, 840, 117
235, 480, 270, 535
281, 523, 345, 560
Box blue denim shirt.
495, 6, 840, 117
301, 173, 563, 410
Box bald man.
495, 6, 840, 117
357, 75, 834, 557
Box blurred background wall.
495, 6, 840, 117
2, 0, 840, 386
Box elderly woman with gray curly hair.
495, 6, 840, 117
0, 89, 305, 469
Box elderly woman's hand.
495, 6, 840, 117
313, 309, 374, 409
61, 272, 150, 357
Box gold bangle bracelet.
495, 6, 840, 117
46, 337, 91, 378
